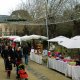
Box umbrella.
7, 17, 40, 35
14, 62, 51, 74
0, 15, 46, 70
48, 36, 69, 43
59, 39, 80, 49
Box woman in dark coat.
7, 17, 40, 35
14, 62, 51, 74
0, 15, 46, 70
1, 46, 9, 70
8, 46, 16, 67
5, 56, 12, 79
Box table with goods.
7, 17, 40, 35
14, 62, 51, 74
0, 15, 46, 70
47, 51, 80, 80
30, 43, 43, 64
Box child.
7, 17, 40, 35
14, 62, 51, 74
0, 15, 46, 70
18, 64, 28, 80
5, 56, 12, 79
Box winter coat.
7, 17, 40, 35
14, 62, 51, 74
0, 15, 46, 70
15, 50, 22, 66
5, 59, 12, 70
23, 46, 29, 55
18, 69, 28, 78
1, 49, 9, 59
8, 48, 16, 62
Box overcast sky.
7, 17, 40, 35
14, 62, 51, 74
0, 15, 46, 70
0, 0, 79, 15
0, 0, 22, 15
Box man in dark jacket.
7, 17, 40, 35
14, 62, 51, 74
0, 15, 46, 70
23, 44, 29, 65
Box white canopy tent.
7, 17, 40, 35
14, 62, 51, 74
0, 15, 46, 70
40, 36, 48, 40
29, 34, 48, 40
13, 37, 22, 45
20, 35, 31, 41
13, 37, 21, 42
71, 35, 80, 40
21, 34, 48, 41
29, 35, 41, 39
48, 36, 69, 43
0, 36, 20, 39
59, 39, 80, 49
8, 36, 20, 40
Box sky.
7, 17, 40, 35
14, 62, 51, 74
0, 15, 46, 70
0, 0, 22, 15
0, 0, 79, 15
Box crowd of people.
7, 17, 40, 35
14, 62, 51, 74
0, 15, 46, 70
0, 42, 30, 80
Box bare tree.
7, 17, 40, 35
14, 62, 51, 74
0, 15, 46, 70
13, 0, 80, 37
14, 0, 79, 23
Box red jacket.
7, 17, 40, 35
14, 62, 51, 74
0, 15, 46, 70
18, 69, 28, 78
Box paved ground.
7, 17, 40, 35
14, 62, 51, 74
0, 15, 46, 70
0, 57, 72, 80
0, 57, 38, 80
27, 61, 72, 80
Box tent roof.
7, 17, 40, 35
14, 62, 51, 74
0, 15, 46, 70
48, 36, 69, 43
59, 39, 80, 49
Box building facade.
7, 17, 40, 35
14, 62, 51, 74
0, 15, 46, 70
0, 23, 15, 36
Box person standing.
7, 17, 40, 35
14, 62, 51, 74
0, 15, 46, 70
23, 44, 29, 65
8, 46, 16, 67
15, 47, 23, 78
5, 56, 12, 79
1, 45, 9, 70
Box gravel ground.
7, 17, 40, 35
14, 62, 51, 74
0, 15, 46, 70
0, 57, 16, 80
27, 60, 72, 80
0, 57, 38, 80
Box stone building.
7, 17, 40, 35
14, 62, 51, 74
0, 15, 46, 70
0, 23, 26, 36
0, 10, 32, 36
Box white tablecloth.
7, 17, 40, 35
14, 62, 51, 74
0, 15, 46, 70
66, 64, 80, 80
72, 66, 80, 80
65, 64, 72, 77
30, 52, 42, 64
48, 58, 67, 74
48, 58, 80, 80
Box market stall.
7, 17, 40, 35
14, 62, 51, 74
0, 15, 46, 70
30, 49, 42, 64
48, 57, 80, 80
47, 57, 67, 74
65, 64, 80, 80
29, 35, 48, 64
47, 36, 80, 80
